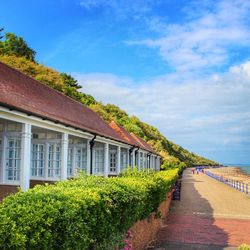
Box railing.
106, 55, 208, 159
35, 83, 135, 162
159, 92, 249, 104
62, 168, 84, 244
205, 171, 249, 195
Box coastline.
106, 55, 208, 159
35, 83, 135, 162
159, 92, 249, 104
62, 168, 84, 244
224, 164, 250, 174
205, 166, 250, 188
227, 164, 250, 175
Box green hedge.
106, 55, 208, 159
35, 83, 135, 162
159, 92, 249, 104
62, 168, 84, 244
239, 244, 250, 250
0, 168, 178, 250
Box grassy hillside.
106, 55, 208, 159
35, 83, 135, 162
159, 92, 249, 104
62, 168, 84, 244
0, 54, 218, 167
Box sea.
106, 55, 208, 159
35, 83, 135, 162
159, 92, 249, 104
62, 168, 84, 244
226, 164, 250, 174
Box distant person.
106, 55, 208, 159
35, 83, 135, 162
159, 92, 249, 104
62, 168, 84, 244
192, 168, 195, 174
196, 168, 199, 174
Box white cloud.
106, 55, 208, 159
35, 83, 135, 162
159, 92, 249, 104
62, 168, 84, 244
127, 0, 250, 72
230, 61, 250, 78
70, 0, 250, 163
74, 60, 250, 163
78, 0, 157, 17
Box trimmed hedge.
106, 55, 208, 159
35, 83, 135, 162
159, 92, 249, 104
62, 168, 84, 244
239, 245, 250, 250
0, 168, 178, 250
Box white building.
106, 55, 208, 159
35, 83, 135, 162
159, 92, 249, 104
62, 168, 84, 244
0, 62, 161, 200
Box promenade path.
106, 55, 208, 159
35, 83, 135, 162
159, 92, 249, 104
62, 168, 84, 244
155, 169, 250, 250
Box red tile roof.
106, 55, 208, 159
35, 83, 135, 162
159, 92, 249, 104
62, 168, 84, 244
109, 121, 156, 154
130, 132, 156, 154
0, 62, 129, 144
109, 121, 139, 147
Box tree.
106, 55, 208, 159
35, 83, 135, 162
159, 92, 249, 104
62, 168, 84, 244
0, 32, 36, 61
0, 31, 218, 167
60, 73, 82, 89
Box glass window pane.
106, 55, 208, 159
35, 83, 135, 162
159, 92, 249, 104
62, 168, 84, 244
67, 147, 73, 176
94, 148, 104, 174
6, 137, 21, 181
31, 143, 45, 177
48, 144, 61, 178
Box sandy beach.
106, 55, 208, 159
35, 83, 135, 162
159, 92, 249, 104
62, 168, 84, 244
205, 167, 250, 189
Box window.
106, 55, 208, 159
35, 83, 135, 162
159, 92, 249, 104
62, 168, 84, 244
140, 152, 143, 169
6, 137, 21, 181
129, 152, 133, 166
67, 139, 87, 177
33, 134, 39, 139
75, 147, 87, 173
67, 147, 73, 177
135, 152, 139, 167
7, 124, 21, 132
0, 138, 2, 179
32, 133, 48, 139
94, 148, 104, 174
47, 133, 60, 139
109, 149, 117, 173
31, 143, 45, 177
121, 148, 128, 171
129, 153, 131, 166
144, 154, 147, 169
48, 144, 61, 178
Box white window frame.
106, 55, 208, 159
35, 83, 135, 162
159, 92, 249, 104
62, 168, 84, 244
120, 148, 128, 172
0, 122, 22, 185
5, 136, 21, 182
31, 143, 45, 177
93, 146, 104, 175
140, 152, 143, 169
67, 146, 73, 177
144, 153, 147, 169
47, 143, 61, 178
31, 136, 61, 181
0, 137, 2, 181
67, 138, 87, 177
75, 145, 87, 173
109, 147, 117, 174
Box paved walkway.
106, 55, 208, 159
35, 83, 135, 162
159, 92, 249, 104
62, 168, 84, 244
155, 169, 250, 250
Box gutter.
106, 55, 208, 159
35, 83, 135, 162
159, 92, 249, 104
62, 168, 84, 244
128, 146, 139, 166
134, 147, 140, 166
129, 145, 138, 154
89, 135, 96, 175
147, 152, 152, 169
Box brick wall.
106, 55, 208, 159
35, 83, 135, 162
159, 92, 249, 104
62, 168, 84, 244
30, 180, 55, 188
0, 180, 55, 201
0, 185, 19, 201
129, 190, 173, 250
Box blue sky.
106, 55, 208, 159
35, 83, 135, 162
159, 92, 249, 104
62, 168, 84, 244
1, 0, 250, 164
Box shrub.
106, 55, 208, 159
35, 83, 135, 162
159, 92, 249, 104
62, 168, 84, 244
239, 244, 250, 250
0, 169, 178, 250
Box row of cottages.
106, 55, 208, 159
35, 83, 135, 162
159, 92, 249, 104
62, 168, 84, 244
0, 62, 161, 199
